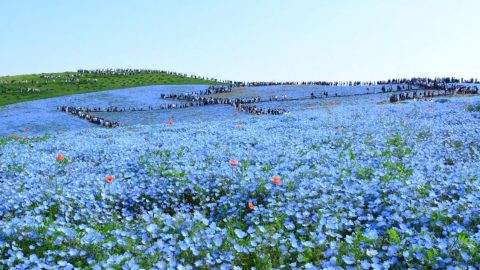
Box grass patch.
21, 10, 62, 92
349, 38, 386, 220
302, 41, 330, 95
0, 71, 225, 107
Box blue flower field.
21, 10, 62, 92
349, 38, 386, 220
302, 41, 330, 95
1, 86, 480, 269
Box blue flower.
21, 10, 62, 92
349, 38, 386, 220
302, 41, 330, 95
213, 234, 223, 247
234, 229, 247, 239
363, 229, 378, 240
342, 255, 355, 265
146, 224, 159, 234
366, 249, 378, 257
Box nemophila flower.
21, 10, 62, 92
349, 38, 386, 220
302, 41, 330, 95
366, 249, 378, 257
1, 87, 480, 268
360, 260, 371, 269
343, 255, 355, 265
229, 159, 238, 166
364, 229, 378, 240
105, 175, 114, 183
234, 229, 247, 239
56, 153, 65, 162
146, 224, 159, 234
272, 175, 281, 185
213, 234, 223, 247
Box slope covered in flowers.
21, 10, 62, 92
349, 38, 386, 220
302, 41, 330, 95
1, 94, 480, 269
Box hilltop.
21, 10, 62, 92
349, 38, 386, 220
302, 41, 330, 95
0, 69, 225, 107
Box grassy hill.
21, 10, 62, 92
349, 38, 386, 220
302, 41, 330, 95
0, 71, 225, 107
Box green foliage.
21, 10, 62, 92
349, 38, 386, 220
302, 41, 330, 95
151, 149, 171, 160
205, 155, 214, 166
457, 232, 475, 249
417, 128, 432, 141
466, 103, 480, 112
386, 134, 403, 148
381, 134, 414, 182
261, 164, 273, 172
348, 148, 355, 160
417, 183, 432, 197
384, 134, 412, 159
0, 136, 19, 146
309, 144, 320, 151
355, 166, 374, 180
386, 228, 400, 244
381, 160, 414, 182
239, 160, 250, 177
177, 147, 185, 158
4, 163, 25, 173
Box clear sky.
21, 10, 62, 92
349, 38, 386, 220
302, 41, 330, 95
1, 0, 479, 81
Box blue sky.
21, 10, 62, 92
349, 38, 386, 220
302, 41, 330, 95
1, 0, 479, 81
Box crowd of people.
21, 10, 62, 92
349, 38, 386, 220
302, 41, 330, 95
161, 85, 233, 100
310, 92, 330, 98
269, 95, 289, 101
57, 106, 119, 128
0, 86, 45, 93
236, 104, 288, 115
205, 85, 233, 94
227, 77, 480, 89
231, 81, 299, 87
77, 68, 189, 77
388, 85, 479, 103
230, 80, 384, 87
377, 77, 480, 92
161, 96, 261, 107
76, 69, 231, 84
377, 77, 479, 85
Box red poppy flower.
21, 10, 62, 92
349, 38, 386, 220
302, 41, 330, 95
237, 123, 241, 129
56, 153, 64, 162
23, 127, 29, 132
168, 118, 174, 125
272, 175, 281, 185
247, 202, 255, 210
105, 175, 113, 183
426, 107, 432, 112
229, 159, 239, 166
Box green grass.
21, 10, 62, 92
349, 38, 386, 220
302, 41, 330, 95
0, 71, 225, 107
